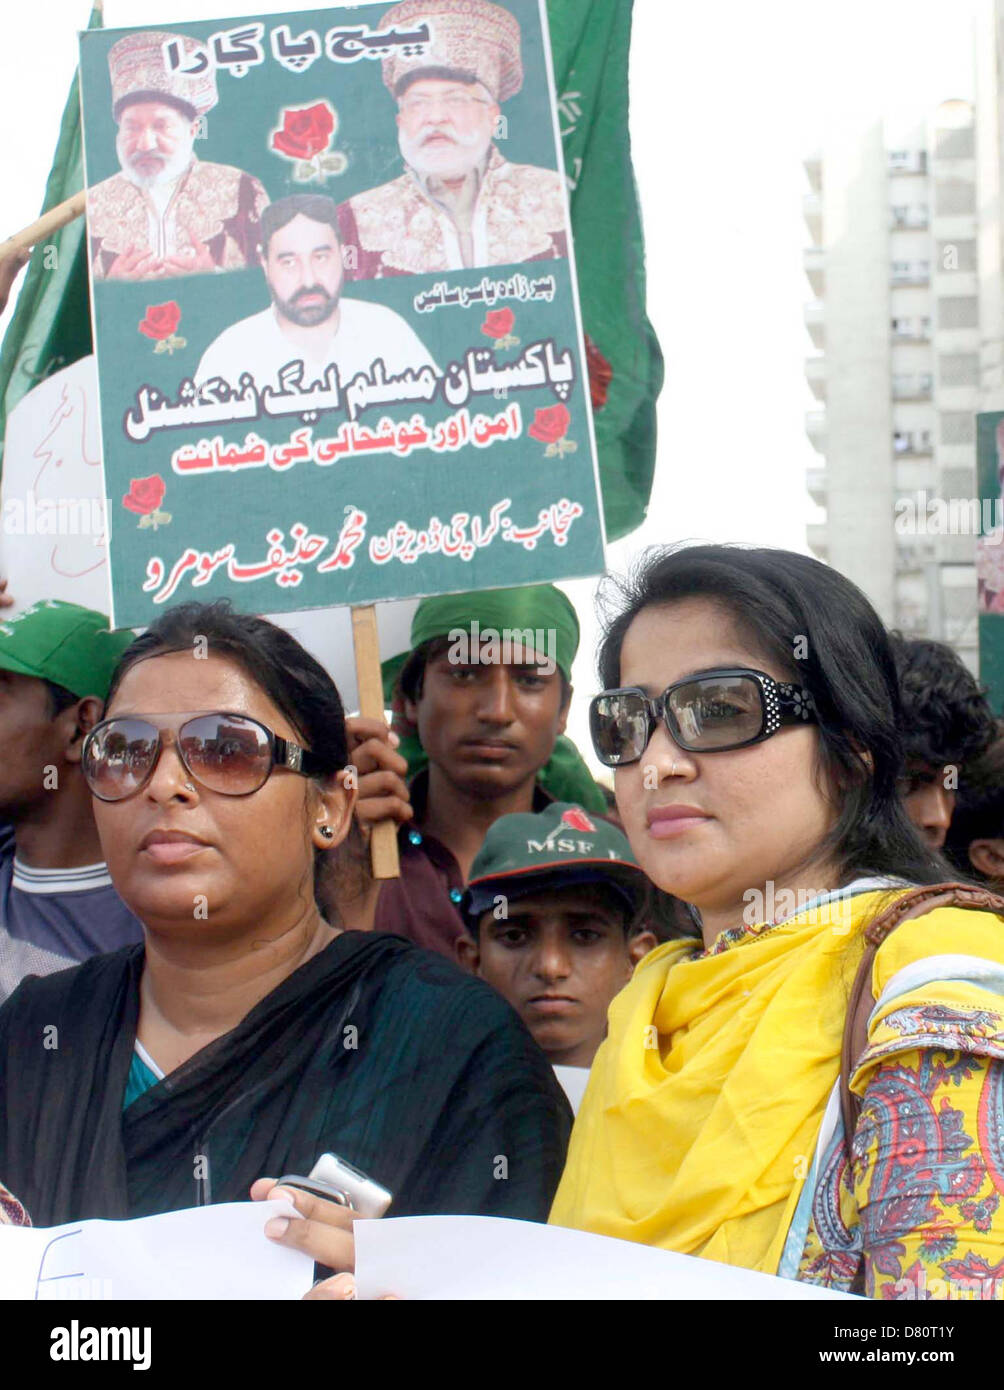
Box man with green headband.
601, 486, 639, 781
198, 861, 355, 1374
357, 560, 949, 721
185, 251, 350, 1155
340, 583, 606, 957
0, 600, 142, 1002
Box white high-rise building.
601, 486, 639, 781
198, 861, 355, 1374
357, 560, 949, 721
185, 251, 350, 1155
976, 0, 1004, 411
803, 101, 980, 668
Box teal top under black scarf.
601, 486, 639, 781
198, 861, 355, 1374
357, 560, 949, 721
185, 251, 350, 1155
0, 931, 571, 1226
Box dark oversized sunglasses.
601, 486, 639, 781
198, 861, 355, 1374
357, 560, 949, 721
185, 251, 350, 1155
589, 668, 817, 767
82, 711, 325, 802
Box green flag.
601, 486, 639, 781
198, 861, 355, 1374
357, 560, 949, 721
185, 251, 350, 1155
0, 6, 102, 461
977, 412, 1004, 711
548, 0, 662, 541
0, 2, 660, 540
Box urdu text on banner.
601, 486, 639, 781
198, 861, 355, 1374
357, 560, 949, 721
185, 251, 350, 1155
78, 0, 606, 629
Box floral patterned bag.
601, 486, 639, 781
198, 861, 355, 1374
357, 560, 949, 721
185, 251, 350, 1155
839, 880, 1004, 1143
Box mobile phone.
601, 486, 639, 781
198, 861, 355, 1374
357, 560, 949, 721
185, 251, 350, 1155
275, 1152, 392, 1219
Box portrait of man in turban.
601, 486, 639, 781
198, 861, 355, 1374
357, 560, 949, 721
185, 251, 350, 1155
87, 30, 269, 281
336, 0, 569, 279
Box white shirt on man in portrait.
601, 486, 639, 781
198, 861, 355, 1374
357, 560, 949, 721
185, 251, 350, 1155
195, 199, 437, 394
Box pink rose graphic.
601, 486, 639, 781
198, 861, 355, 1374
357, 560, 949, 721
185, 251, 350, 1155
122, 475, 171, 530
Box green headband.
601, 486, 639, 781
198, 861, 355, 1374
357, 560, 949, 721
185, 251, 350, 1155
405, 583, 579, 681
381, 584, 580, 702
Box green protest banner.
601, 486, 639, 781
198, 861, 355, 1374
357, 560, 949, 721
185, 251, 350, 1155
977, 412, 1004, 711
78, 0, 606, 629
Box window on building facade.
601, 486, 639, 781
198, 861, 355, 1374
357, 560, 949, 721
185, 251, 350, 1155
940, 413, 976, 446
934, 180, 976, 215
934, 126, 975, 160
889, 149, 928, 172
937, 296, 979, 330
938, 352, 979, 387
936, 239, 977, 272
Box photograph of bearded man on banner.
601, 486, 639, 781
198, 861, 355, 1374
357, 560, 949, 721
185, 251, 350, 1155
87, 30, 270, 282
337, 0, 568, 278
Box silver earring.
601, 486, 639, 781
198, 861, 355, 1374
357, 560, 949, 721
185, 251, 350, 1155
319, 825, 334, 840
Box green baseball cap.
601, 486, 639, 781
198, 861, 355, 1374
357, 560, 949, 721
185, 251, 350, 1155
0, 601, 134, 701
463, 801, 647, 923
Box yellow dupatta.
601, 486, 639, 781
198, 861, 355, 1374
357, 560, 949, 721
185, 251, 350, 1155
549, 886, 1004, 1274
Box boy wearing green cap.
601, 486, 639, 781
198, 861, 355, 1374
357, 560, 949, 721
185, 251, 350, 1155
456, 802, 657, 1111
0, 600, 142, 1002
334, 584, 607, 957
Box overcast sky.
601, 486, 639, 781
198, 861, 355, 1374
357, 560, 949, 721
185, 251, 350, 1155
0, 0, 983, 772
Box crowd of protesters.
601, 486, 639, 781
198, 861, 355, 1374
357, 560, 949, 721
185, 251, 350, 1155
0, 545, 1003, 1303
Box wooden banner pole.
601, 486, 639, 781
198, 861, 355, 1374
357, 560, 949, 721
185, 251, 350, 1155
351, 604, 401, 880
0, 191, 86, 264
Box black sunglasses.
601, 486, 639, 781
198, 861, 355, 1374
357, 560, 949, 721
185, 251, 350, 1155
589, 668, 817, 767
82, 711, 326, 802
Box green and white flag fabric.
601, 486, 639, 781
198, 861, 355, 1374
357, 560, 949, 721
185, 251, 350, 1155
0, 7, 101, 457
548, 0, 662, 541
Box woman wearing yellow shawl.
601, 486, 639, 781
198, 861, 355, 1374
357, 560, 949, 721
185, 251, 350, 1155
551, 544, 1004, 1298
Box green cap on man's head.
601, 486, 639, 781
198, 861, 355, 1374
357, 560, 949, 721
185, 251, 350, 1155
463, 801, 646, 923
0, 601, 134, 701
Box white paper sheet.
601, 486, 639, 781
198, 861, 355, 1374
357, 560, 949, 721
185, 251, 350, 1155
0, 357, 112, 615
0, 1199, 313, 1301
354, 1216, 859, 1301
552, 1064, 590, 1115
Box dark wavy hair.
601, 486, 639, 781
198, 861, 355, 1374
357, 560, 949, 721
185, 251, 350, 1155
259, 193, 339, 257
596, 543, 952, 888
106, 600, 348, 775
944, 723, 1004, 878
888, 634, 996, 770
